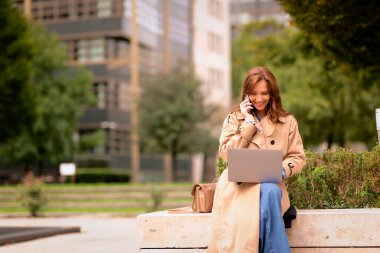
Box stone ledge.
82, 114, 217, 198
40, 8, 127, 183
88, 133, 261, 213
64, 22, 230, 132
139, 249, 380, 253
137, 208, 380, 251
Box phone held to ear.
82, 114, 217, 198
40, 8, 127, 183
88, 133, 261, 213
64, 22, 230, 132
244, 94, 253, 114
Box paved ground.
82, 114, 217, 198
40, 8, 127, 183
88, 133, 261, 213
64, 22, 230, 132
0, 215, 139, 253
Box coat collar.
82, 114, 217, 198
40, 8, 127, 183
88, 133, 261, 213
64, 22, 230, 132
234, 111, 286, 137
261, 116, 286, 137
234, 111, 286, 123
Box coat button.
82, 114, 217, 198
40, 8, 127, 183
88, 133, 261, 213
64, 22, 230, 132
270, 140, 275, 145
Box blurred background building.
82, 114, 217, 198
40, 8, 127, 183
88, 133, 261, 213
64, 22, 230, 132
12, 0, 231, 181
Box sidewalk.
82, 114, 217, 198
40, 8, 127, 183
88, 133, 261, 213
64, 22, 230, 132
0, 215, 138, 253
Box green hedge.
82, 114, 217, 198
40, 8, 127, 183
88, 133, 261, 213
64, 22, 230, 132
217, 145, 380, 209
287, 146, 379, 209
66, 170, 130, 183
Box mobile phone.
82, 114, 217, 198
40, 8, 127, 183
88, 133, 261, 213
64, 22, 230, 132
244, 94, 253, 114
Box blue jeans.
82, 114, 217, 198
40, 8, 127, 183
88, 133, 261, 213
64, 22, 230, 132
259, 183, 291, 253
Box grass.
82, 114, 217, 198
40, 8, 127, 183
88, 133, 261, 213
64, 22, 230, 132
46, 182, 192, 188
0, 182, 194, 215
0, 207, 148, 213
0, 182, 192, 188
1, 198, 191, 205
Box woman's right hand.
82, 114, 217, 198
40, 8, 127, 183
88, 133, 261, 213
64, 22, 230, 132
239, 99, 253, 119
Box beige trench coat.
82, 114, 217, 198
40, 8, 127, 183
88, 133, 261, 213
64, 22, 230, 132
207, 111, 305, 253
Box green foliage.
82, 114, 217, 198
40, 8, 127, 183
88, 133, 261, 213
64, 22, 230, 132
77, 130, 106, 153
287, 146, 380, 209
139, 65, 216, 179
232, 20, 286, 99
216, 156, 227, 178
232, 21, 380, 147
0, 0, 36, 143
216, 146, 379, 208
276, 0, 380, 71
19, 177, 47, 217
143, 186, 165, 212
0, 23, 94, 168
69, 171, 130, 183
139, 65, 211, 154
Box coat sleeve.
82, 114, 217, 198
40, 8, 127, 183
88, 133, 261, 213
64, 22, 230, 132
282, 116, 306, 178
219, 112, 257, 161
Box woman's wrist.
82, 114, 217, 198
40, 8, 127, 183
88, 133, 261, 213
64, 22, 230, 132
244, 114, 254, 122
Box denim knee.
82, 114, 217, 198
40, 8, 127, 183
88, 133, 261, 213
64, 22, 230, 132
260, 183, 282, 200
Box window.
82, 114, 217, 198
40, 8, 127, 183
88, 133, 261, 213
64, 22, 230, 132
208, 32, 223, 54
25, 0, 124, 22
42, 2, 54, 20
98, 0, 112, 18
31, 5, 40, 20
113, 129, 128, 153
94, 82, 107, 109
89, 39, 104, 61
78, 38, 105, 63
208, 68, 223, 88
78, 41, 87, 63
88, 0, 98, 17
93, 80, 122, 109
74, 0, 85, 18
58, 2, 70, 19
66, 38, 130, 64
208, 0, 223, 19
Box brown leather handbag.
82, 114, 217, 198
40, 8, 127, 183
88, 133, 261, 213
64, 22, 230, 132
191, 183, 216, 213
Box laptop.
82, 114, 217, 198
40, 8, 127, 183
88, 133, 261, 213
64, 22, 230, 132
227, 149, 283, 183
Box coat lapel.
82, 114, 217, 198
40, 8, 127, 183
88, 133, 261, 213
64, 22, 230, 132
259, 116, 286, 138
260, 117, 275, 137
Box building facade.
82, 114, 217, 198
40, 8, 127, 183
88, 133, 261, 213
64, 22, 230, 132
192, 0, 231, 111
13, 0, 231, 181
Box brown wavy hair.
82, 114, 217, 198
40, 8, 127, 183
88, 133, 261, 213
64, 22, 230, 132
234, 66, 289, 124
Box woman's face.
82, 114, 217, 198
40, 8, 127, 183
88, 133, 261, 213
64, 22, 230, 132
248, 80, 270, 114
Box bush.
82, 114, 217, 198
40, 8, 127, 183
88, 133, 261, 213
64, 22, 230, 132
19, 176, 47, 217
287, 146, 380, 209
216, 146, 380, 209
142, 186, 165, 212
216, 156, 227, 178
66, 170, 130, 183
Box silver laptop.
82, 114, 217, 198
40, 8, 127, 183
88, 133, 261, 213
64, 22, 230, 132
227, 149, 282, 183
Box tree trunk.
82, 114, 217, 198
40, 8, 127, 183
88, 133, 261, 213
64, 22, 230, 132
163, 153, 173, 183
172, 152, 177, 182
37, 160, 44, 176
327, 132, 334, 149
337, 131, 345, 147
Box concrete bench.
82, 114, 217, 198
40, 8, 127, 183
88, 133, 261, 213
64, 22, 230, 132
137, 208, 380, 252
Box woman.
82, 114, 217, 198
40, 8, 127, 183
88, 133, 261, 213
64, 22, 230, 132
207, 67, 305, 253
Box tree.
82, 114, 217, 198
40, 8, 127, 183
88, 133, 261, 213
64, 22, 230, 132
232, 21, 380, 148
276, 0, 380, 71
139, 66, 215, 181
0, 23, 94, 173
0, 0, 36, 144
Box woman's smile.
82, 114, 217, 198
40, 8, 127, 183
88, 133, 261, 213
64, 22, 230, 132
254, 102, 266, 109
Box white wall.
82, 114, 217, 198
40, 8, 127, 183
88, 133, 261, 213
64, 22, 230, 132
192, 0, 231, 112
